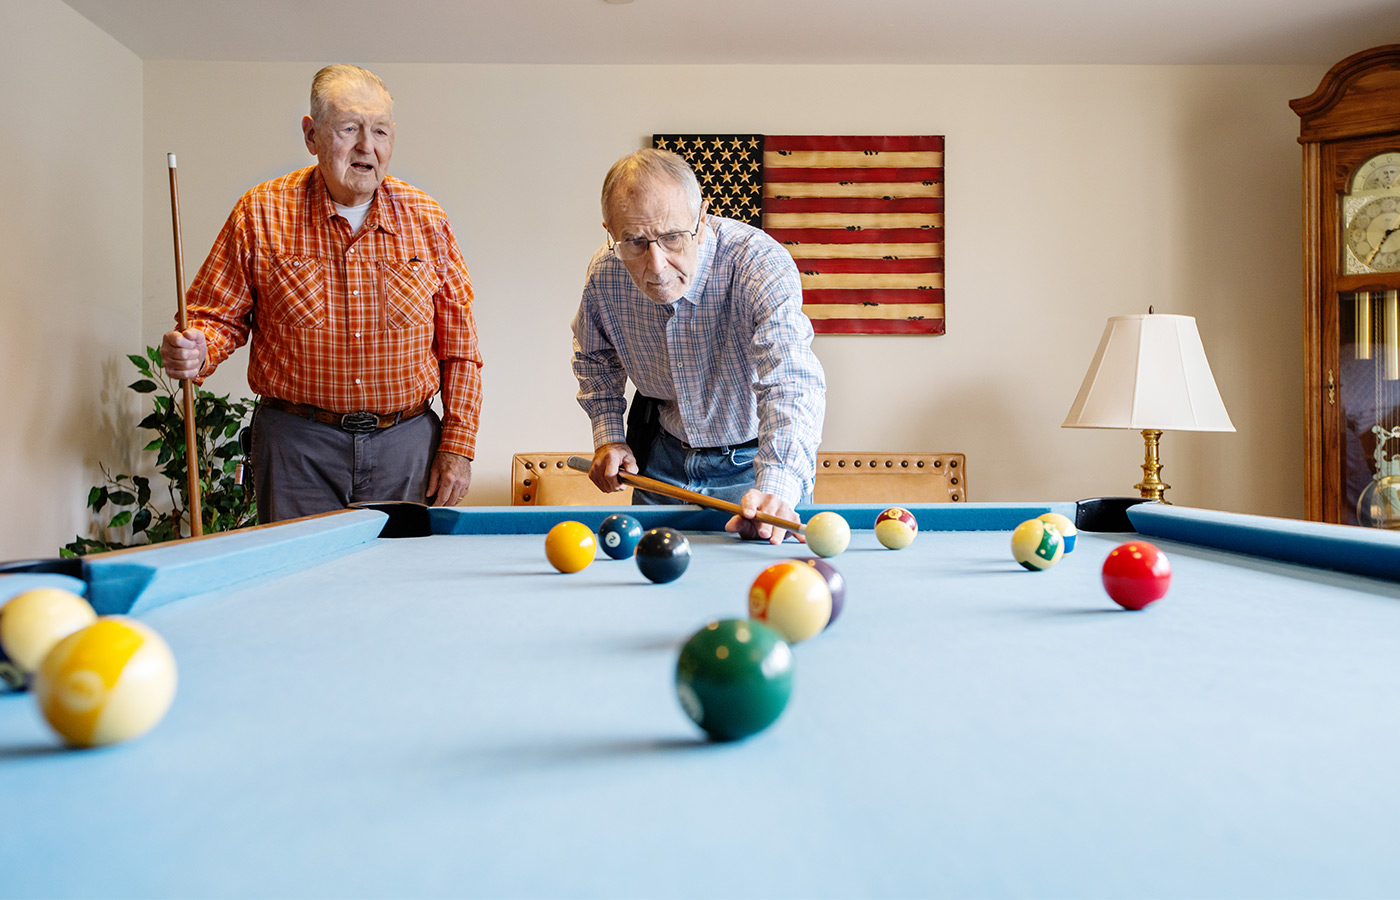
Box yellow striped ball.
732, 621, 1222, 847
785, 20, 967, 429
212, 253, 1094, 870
1011, 519, 1065, 571
33, 617, 177, 747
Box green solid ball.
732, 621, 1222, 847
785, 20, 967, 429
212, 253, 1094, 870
675, 619, 794, 741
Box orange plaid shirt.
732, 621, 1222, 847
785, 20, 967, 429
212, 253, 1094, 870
185, 166, 483, 458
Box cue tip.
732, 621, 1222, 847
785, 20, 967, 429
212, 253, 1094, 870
167, 152, 177, 168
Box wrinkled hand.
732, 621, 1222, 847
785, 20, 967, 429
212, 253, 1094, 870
160, 328, 207, 380
724, 489, 805, 545
589, 442, 638, 493
427, 452, 472, 507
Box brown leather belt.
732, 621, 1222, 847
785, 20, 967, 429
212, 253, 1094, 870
260, 397, 431, 434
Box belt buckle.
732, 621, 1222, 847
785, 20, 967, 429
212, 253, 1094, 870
340, 411, 380, 434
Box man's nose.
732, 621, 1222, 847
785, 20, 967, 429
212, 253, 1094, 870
643, 241, 668, 270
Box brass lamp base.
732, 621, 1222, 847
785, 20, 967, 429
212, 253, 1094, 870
1133, 429, 1171, 503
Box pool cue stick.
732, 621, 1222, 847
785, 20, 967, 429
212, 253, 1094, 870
565, 456, 804, 534
168, 153, 203, 537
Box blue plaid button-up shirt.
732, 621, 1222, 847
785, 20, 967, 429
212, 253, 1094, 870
572, 215, 826, 504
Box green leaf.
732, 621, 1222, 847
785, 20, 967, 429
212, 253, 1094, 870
109, 510, 133, 528
132, 509, 152, 534
129, 379, 158, 394
108, 490, 136, 506
93, 487, 109, 514
86, 486, 103, 507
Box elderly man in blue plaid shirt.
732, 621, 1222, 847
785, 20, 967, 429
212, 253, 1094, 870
572, 149, 826, 544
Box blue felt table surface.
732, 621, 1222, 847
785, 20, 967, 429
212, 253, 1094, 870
2, 505, 1399, 898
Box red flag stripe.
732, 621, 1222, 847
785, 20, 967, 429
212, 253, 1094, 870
794, 258, 944, 275
764, 197, 943, 214
812, 318, 946, 335
800, 289, 945, 305
763, 167, 942, 183
767, 227, 944, 244
767, 135, 945, 152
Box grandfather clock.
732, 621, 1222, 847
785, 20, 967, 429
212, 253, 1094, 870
1292, 45, 1400, 527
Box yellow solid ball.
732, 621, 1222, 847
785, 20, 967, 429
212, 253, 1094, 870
545, 520, 597, 573
33, 617, 178, 748
0, 587, 97, 690
804, 511, 851, 558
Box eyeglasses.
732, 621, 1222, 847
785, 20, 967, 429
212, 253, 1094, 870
608, 214, 702, 260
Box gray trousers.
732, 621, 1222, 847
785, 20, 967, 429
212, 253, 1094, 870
250, 404, 440, 523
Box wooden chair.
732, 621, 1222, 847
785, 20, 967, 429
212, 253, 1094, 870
511, 453, 633, 505
511, 451, 966, 506
813, 452, 967, 504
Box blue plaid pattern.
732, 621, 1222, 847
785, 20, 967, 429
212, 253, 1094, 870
572, 216, 826, 503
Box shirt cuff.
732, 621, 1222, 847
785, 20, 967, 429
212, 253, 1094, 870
438, 424, 477, 460
755, 466, 804, 508
591, 416, 627, 449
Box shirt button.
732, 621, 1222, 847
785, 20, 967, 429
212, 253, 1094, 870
352, 289, 359, 296
354, 332, 361, 338
348, 248, 355, 254
355, 378, 361, 385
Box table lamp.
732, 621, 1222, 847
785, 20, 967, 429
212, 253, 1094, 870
1062, 312, 1235, 502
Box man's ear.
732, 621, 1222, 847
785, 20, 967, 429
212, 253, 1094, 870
301, 115, 318, 155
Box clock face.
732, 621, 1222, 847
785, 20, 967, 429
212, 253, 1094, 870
1346, 195, 1400, 272
1351, 151, 1400, 193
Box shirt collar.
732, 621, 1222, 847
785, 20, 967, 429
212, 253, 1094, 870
679, 217, 718, 306
306, 167, 400, 236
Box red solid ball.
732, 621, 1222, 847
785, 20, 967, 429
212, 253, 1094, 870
1101, 541, 1172, 610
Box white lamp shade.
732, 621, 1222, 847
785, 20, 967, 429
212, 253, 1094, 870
1062, 314, 1235, 432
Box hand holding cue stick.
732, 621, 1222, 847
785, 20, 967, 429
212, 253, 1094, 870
565, 456, 805, 534
168, 153, 203, 537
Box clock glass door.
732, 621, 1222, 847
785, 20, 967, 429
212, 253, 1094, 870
1339, 289, 1400, 527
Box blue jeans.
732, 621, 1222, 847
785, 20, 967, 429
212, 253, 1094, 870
633, 429, 758, 507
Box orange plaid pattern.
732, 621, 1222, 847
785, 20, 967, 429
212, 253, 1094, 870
185, 167, 483, 458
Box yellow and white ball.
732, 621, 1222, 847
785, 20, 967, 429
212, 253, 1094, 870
33, 617, 177, 747
1011, 519, 1065, 571
0, 587, 97, 692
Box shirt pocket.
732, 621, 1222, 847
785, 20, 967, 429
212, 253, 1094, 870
380, 260, 437, 330
264, 255, 327, 329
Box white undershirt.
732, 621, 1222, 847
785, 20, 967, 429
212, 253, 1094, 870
334, 198, 373, 234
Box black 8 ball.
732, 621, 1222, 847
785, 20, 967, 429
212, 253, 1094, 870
635, 527, 692, 583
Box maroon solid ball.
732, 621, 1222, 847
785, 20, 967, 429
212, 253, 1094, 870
798, 557, 846, 629
1101, 541, 1172, 610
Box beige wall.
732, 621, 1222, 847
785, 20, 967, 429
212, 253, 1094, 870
0, 0, 143, 558
144, 61, 1318, 517
5, 54, 1317, 558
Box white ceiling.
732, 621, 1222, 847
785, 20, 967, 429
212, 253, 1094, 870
58, 0, 1400, 65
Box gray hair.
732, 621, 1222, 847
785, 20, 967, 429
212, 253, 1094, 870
601, 149, 703, 225
309, 64, 393, 123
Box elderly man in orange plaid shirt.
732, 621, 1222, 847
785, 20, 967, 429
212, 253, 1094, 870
161, 65, 483, 522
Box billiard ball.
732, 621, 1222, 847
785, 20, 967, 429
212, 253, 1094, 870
796, 557, 846, 629
33, 616, 177, 748
1102, 541, 1172, 610
545, 520, 597, 573
1036, 512, 1078, 553
1010, 519, 1065, 571
874, 507, 918, 550
0, 587, 97, 693
597, 513, 644, 560
803, 511, 850, 558
635, 527, 691, 583
675, 618, 794, 741
748, 560, 832, 643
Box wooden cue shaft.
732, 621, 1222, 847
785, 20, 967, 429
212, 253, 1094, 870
565, 456, 804, 533
168, 153, 203, 538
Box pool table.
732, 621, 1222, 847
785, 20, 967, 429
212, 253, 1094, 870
3, 501, 1399, 899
